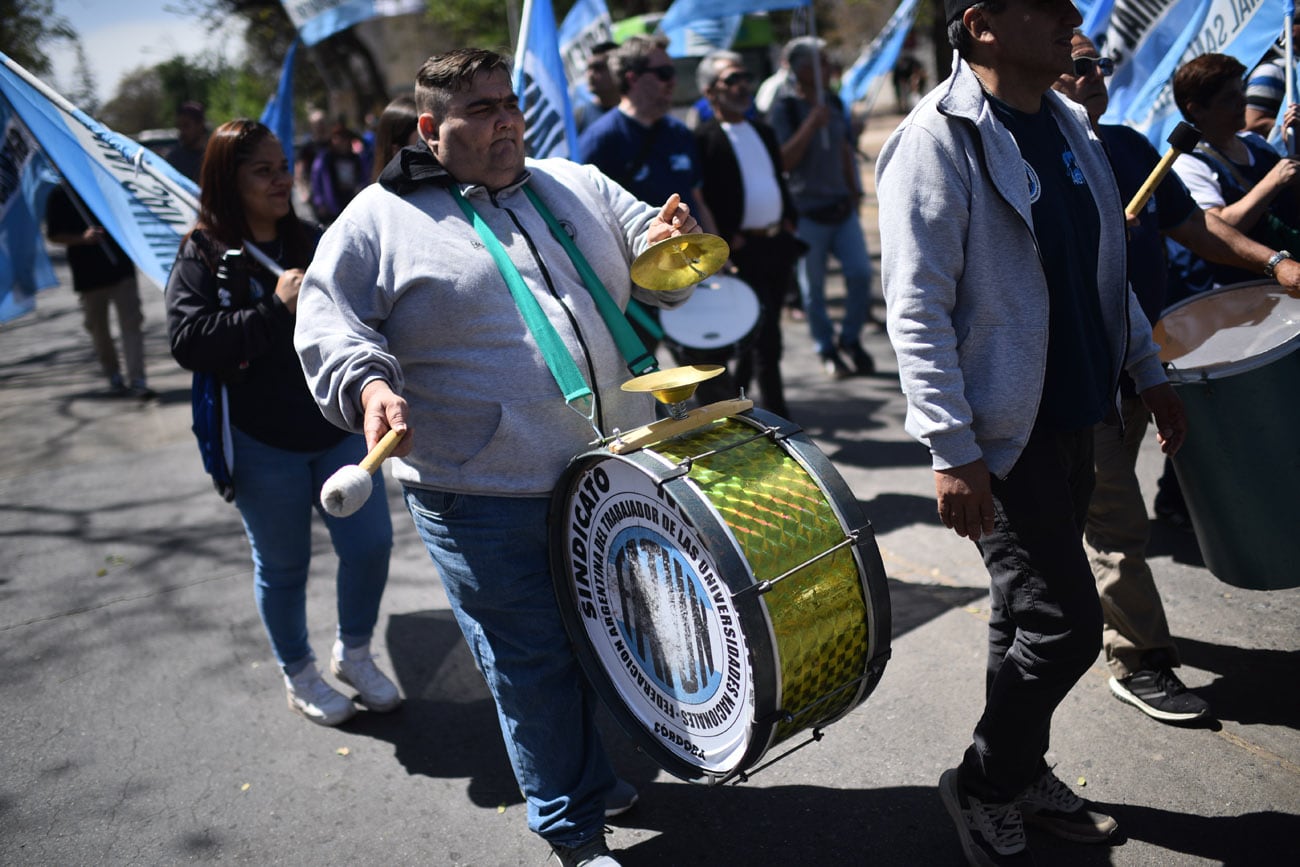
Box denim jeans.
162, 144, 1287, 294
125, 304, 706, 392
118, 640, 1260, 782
403, 487, 615, 847
231, 427, 393, 671
961, 422, 1103, 801
795, 212, 873, 357
1085, 398, 1178, 678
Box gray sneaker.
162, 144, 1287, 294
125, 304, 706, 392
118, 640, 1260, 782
1018, 767, 1117, 843
285, 663, 356, 726
551, 835, 620, 867
331, 640, 402, 712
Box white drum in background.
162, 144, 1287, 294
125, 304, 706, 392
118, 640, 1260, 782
660, 274, 761, 352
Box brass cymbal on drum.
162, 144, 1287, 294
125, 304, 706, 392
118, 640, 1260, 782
630, 233, 730, 291
622, 364, 725, 407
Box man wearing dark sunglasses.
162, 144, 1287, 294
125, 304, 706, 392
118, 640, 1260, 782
1053, 31, 1300, 731
578, 35, 713, 235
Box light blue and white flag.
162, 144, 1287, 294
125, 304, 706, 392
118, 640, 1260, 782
1101, 0, 1282, 149
662, 15, 744, 59
514, 0, 579, 160
658, 0, 811, 38
260, 38, 300, 173
839, 0, 922, 109
280, 0, 424, 47
0, 52, 199, 291
1080, 0, 1115, 40
0, 96, 59, 322
559, 0, 614, 96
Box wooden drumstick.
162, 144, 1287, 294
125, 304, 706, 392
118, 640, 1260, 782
320, 428, 406, 518
1125, 122, 1202, 218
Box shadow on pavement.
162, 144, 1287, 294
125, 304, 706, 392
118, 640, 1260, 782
1146, 516, 1206, 568
1100, 800, 1300, 866
1176, 637, 1300, 729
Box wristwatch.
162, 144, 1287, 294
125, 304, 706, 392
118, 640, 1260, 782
1265, 249, 1293, 278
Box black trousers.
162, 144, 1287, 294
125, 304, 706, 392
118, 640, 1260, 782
960, 421, 1103, 800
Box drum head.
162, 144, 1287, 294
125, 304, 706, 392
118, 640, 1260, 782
659, 274, 761, 350
1155, 281, 1300, 381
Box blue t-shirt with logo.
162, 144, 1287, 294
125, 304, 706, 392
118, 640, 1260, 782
991, 96, 1112, 432
578, 109, 702, 215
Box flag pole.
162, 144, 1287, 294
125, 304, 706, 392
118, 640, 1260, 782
0, 53, 200, 214
1286, 1, 1295, 154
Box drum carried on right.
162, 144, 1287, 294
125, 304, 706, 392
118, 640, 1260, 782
1153, 280, 1300, 590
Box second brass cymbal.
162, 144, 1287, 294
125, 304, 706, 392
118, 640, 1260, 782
621, 364, 725, 405
630, 233, 730, 291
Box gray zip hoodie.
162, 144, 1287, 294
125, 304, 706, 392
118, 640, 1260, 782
295, 149, 692, 496
875, 56, 1167, 478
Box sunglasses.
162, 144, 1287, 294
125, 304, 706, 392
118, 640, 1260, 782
641, 64, 677, 82
720, 72, 754, 86
1072, 55, 1114, 78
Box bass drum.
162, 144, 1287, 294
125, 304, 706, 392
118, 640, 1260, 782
549, 408, 891, 784
1154, 280, 1300, 590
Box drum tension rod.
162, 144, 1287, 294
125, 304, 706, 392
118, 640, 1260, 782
730, 728, 826, 784
733, 530, 862, 597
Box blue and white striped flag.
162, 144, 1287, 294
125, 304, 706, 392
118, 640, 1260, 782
839, 0, 922, 108
0, 95, 59, 322
658, 0, 811, 35
0, 52, 199, 291
559, 0, 613, 93
662, 16, 744, 58
514, 0, 579, 160
1101, 0, 1282, 149
280, 0, 424, 47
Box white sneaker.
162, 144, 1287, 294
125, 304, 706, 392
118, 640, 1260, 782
331, 640, 402, 712
285, 663, 356, 726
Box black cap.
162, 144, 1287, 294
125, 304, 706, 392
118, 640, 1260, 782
945, 0, 981, 22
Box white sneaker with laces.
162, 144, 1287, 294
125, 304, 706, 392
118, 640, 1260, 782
285, 663, 356, 726
331, 640, 402, 712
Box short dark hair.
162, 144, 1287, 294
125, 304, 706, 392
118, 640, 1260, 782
948, 0, 1008, 57
1173, 53, 1247, 121
177, 100, 205, 121
610, 34, 669, 94
415, 49, 513, 118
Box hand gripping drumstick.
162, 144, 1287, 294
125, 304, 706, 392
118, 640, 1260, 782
321, 428, 406, 518
1125, 122, 1203, 218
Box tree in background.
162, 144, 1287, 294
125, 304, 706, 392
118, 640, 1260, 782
0, 0, 76, 76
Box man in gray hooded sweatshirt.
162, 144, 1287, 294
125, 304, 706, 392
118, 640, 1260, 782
876, 2, 1187, 865
295, 49, 699, 867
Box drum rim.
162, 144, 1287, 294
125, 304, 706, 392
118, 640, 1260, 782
1158, 280, 1300, 382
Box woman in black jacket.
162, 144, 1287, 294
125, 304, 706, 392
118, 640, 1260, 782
166, 119, 399, 726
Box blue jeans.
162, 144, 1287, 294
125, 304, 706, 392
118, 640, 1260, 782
796, 212, 873, 356
231, 427, 393, 672
962, 422, 1102, 801
403, 487, 615, 848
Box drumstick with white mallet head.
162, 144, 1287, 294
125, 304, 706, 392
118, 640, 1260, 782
321, 428, 406, 518
1125, 121, 1202, 218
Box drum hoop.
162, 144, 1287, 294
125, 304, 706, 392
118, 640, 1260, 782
1160, 280, 1300, 382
